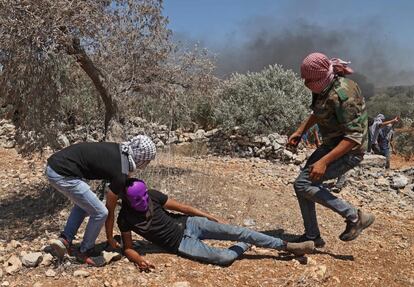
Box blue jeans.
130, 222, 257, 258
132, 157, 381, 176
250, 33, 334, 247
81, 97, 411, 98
45, 165, 108, 253
294, 147, 362, 238
379, 147, 390, 168
177, 217, 285, 266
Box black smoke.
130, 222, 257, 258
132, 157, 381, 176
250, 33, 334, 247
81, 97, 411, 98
211, 18, 414, 95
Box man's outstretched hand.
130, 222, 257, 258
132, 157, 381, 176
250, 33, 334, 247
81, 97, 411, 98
136, 258, 155, 272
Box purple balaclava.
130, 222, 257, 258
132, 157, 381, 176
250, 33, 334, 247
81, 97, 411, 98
126, 180, 149, 212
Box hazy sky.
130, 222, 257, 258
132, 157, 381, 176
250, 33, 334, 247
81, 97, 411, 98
164, 0, 414, 87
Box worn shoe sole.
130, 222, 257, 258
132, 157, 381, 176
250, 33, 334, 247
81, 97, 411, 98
340, 214, 375, 242
49, 239, 67, 260
286, 241, 315, 256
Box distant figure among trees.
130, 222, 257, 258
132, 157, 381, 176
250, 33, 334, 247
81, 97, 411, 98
301, 124, 321, 147
369, 114, 399, 168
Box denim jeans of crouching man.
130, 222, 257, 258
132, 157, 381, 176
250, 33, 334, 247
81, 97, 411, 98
45, 165, 108, 253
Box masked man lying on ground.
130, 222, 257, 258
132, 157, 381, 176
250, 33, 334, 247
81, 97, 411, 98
115, 179, 314, 271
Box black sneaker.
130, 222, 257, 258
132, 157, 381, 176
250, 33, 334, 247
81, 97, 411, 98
292, 234, 326, 248
339, 209, 375, 241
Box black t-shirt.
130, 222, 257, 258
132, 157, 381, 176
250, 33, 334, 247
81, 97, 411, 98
117, 189, 188, 252
47, 142, 127, 195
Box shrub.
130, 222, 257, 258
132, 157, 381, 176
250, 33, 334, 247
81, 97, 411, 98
366, 86, 414, 119
214, 64, 311, 135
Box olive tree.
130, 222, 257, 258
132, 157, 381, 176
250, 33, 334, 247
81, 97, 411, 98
0, 0, 217, 149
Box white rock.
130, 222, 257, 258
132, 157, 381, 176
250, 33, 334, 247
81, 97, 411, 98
194, 129, 206, 140
205, 128, 219, 137
102, 251, 122, 264
5, 255, 22, 274
22, 252, 43, 267
376, 177, 389, 186
315, 265, 327, 279
392, 175, 409, 189
282, 149, 294, 160
306, 257, 317, 266
271, 141, 282, 151
1, 281, 10, 287
9, 240, 22, 249
360, 154, 385, 168
309, 264, 327, 280
156, 141, 165, 148
172, 282, 191, 287
243, 218, 256, 227
57, 134, 70, 148
294, 153, 307, 165
136, 277, 148, 285
268, 133, 287, 145
33, 283, 43, 287
73, 270, 90, 277
45, 269, 56, 277
40, 253, 54, 267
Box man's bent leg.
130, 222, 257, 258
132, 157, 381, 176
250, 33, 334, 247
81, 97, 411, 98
295, 187, 320, 239
178, 235, 249, 266
66, 180, 108, 253
186, 217, 285, 250
294, 149, 362, 238
294, 147, 331, 239
62, 205, 87, 243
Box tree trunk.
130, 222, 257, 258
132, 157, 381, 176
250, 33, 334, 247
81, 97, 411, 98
66, 37, 124, 142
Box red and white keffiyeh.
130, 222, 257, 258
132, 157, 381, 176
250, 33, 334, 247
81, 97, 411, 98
300, 52, 353, 93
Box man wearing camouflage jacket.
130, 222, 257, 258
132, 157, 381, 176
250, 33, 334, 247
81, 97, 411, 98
287, 52, 375, 247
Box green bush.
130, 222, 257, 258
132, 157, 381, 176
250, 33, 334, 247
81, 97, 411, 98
214, 64, 311, 135
394, 131, 414, 157
366, 86, 414, 119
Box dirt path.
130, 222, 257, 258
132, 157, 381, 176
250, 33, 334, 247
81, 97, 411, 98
0, 148, 413, 287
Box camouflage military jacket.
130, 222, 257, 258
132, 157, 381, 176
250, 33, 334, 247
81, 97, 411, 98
311, 77, 368, 153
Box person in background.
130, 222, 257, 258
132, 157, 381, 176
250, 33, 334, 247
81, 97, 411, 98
309, 124, 321, 147
301, 131, 310, 146
377, 123, 396, 169
46, 135, 156, 266
369, 114, 399, 154
287, 52, 375, 248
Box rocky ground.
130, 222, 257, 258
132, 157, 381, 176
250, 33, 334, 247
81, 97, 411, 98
1, 145, 413, 287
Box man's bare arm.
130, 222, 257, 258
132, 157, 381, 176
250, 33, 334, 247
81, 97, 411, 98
288, 114, 318, 147
105, 190, 120, 248
379, 116, 399, 128
121, 231, 154, 271
164, 198, 226, 224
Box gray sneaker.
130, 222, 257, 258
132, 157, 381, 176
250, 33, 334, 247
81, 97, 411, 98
49, 237, 71, 260
339, 209, 375, 241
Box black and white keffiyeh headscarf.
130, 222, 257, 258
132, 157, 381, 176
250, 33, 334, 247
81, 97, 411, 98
370, 114, 385, 145
121, 135, 156, 171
